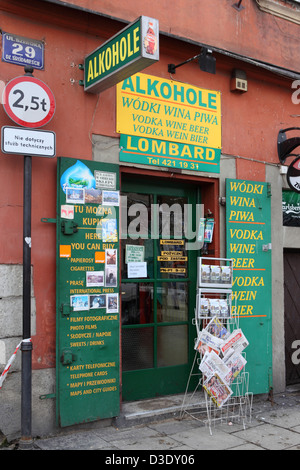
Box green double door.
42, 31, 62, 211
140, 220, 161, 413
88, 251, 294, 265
121, 175, 199, 401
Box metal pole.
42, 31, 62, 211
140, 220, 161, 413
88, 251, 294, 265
20, 153, 33, 449
18, 65, 35, 450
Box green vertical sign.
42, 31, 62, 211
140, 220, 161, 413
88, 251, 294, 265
226, 179, 272, 395
56, 157, 120, 427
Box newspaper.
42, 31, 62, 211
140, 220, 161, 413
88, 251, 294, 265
194, 330, 223, 355
199, 350, 230, 379
203, 373, 233, 408
223, 350, 247, 385
194, 316, 229, 354
194, 316, 249, 407
221, 328, 249, 357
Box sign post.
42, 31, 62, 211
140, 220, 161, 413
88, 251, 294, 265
21, 151, 33, 448
2, 66, 56, 447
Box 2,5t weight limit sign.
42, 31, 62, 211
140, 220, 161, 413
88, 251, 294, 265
2, 76, 55, 128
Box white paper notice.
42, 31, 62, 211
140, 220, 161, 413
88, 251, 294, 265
127, 262, 147, 278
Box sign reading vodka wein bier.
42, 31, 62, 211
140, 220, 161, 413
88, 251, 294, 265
226, 178, 272, 395
84, 16, 159, 93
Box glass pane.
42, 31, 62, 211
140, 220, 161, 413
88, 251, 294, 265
121, 283, 154, 325
121, 192, 153, 238
121, 238, 154, 279
157, 282, 188, 323
157, 195, 187, 238
157, 325, 188, 367
157, 240, 188, 279
122, 327, 154, 371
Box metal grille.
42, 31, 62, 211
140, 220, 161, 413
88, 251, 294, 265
122, 327, 154, 371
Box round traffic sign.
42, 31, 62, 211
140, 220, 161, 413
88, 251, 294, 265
287, 156, 300, 193
2, 76, 55, 128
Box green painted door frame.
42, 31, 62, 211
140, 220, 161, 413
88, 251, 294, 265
121, 175, 199, 401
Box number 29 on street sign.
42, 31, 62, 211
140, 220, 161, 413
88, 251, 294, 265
2, 76, 55, 128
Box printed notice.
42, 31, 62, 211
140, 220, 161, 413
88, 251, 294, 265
127, 261, 147, 278
1, 126, 55, 157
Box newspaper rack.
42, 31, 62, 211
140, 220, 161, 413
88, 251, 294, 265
180, 257, 253, 435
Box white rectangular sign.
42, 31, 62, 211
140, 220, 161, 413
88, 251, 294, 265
1, 126, 56, 157
127, 262, 147, 278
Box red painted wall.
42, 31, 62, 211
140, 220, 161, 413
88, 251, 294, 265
55, 0, 300, 71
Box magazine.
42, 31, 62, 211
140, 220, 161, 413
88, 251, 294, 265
205, 316, 229, 340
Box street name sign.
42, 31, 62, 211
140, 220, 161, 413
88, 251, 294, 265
2, 32, 44, 70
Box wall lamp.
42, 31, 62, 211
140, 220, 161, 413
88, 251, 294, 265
277, 128, 300, 164
168, 48, 216, 75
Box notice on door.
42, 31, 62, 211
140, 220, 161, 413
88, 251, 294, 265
158, 239, 187, 275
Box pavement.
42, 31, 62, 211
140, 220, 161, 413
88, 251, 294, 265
2, 386, 300, 451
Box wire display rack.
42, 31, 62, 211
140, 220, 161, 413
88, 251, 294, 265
180, 257, 253, 435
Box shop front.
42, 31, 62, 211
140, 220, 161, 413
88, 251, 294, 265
54, 69, 273, 426
55, 154, 219, 425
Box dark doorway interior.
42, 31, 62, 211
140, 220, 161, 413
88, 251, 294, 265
284, 250, 300, 386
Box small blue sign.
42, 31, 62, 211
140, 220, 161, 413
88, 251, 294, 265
2, 32, 44, 70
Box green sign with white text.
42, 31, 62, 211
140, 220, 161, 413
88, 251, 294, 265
84, 16, 159, 93
120, 134, 221, 173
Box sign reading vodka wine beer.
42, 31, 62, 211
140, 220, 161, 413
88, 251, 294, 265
84, 16, 159, 93
226, 178, 272, 395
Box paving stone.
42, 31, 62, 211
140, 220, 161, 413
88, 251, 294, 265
233, 423, 300, 450
169, 427, 245, 450
35, 431, 110, 450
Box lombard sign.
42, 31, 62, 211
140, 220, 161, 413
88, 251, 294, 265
84, 16, 159, 93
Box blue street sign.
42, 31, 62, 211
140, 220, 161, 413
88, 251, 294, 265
2, 32, 44, 70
